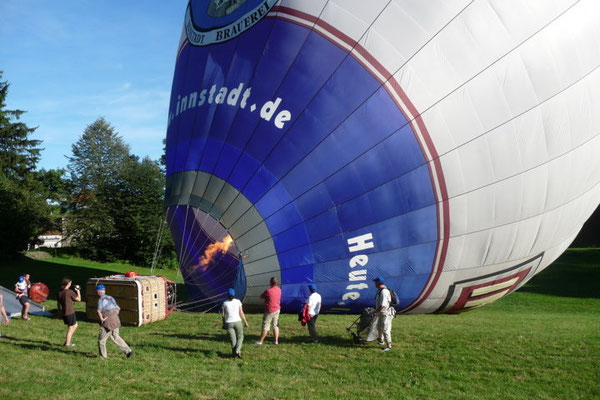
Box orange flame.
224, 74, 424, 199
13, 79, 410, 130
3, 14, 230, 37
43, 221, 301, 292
200, 235, 234, 267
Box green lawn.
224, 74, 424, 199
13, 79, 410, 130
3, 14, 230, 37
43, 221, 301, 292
0, 252, 182, 293
0, 250, 599, 399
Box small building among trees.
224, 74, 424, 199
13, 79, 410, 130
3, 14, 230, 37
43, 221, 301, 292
35, 230, 64, 249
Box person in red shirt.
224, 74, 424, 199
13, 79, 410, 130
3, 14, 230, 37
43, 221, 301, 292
255, 276, 281, 345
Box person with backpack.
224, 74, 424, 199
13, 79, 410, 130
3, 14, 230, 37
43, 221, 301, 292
372, 276, 395, 352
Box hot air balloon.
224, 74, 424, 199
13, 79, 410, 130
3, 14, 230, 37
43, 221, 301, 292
165, 0, 600, 314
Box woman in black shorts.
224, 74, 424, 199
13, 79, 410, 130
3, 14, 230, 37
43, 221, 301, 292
57, 278, 81, 347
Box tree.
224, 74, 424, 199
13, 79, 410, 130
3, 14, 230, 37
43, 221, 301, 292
0, 72, 50, 256
159, 137, 167, 173
66, 118, 175, 266
66, 118, 130, 261
36, 168, 73, 204
67, 117, 130, 192
36, 168, 74, 232
0, 72, 42, 180
0, 175, 50, 254
107, 156, 174, 266
572, 205, 600, 247
0, 71, 42, 180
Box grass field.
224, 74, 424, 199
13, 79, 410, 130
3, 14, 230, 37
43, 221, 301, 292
0, 250, 599, 399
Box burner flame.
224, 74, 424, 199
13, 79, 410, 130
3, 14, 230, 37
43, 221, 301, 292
200, 235, 234, 267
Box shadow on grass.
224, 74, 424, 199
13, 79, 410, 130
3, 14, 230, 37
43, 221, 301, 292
0, 335, 96, 358
518, 249, 600, 299
153, 333, 214, 341
153, 332, 255, 341
0, 254, 188, 303
153, 332, 357, 348
284, 334, 356, 348
0, 254, 121, 295
135, 342, 231, 358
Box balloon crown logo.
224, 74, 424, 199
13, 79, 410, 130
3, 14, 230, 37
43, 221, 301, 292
207, 0, 247, 18
186, 0, 277, 46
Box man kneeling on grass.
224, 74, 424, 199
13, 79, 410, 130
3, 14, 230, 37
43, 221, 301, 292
96, 285, 132, 359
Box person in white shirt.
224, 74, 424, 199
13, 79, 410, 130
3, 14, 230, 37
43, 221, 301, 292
306, 284, 322, 343
373, 276, 393, 352
14, 275, 31, 321
221, 288, 249, 358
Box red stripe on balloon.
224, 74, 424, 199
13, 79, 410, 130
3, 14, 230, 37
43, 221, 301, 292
268, 6, 450, 313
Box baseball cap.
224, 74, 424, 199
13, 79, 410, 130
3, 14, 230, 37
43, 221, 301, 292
373, 276, 385, 284
228, 288, 235, 296
18, 276, 25, 282
96, 284, 106, 291
308, 284, 317, 291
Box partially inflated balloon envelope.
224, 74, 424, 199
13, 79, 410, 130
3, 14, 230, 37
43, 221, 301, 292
165, 0, 600, 313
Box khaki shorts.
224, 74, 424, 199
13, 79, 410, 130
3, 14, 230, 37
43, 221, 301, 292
262, 310, 280, 332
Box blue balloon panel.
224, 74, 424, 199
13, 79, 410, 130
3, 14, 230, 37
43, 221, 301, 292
165, 2, 440, 313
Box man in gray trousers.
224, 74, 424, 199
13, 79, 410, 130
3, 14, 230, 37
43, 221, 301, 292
96, 284, 133, 359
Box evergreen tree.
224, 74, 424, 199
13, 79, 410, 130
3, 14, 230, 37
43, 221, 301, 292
0, 72, 42, 180
66, 118, 130, 261
67, 117, 130, 191
67, 118, 175, 266
107, 156, 174, 266
0, 72, 50, 255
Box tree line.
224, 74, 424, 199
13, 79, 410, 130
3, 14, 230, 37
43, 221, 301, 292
0, 72, 176, 267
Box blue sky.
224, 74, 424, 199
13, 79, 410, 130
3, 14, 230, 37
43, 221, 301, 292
0, 0, 188, 170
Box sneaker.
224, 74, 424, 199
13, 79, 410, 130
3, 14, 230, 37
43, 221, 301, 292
272, 341, 279, 345
254, 341, 263, 346
126, 351, 133, 358
377, 341, 385, 345
64, 343, 75, 348
313, 340, 319, 344
382, 347, 391, 352
236, 353, 242, 359
23, 317, 31, 321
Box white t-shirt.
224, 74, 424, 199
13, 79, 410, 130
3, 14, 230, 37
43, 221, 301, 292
376, 287, 391, 313
222, 299, 242, 323
15, 281, 28, 296
306, 292, 322, 317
